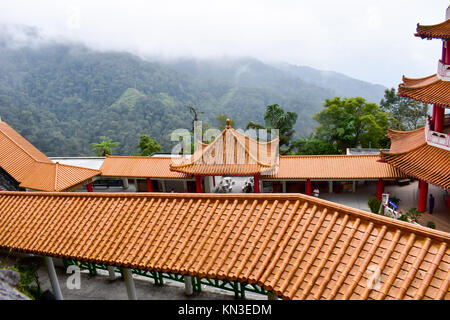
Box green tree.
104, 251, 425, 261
380, 88, 428, 131
91, 138, 120, 156
246, 104, 298, 154
216, 113, 235, 129
291, 137, 338, 155
313, 97, 389, 153
136, 134, 162, 156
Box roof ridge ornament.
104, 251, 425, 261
226, 118, 231, 129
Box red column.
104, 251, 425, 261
418, 180, 428, 213
443, 40, 450, 65
254, 174, 260, 193
376, 179, 384, 201
195, 175, 202, 193
146, 178, 153, 192
306, 179, 312, 196
434, 105, 445, 133
87, 182, 93, 193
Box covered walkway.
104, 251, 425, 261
0, 191, 448, 300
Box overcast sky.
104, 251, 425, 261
0, 0, 449, 88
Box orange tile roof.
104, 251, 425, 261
0, 192, 448, 300
170, 124, 279, 176
398, 75, 450, 107
0, 121, 101, 191
0, 121, 52, 182
265, 155, 406, 180
19, 162, 100, 192
415, 19, 450, 39
381, 145, 450, 190
386, 127, 426, 154
100, 155, 190, 179
381, 128, 450, 190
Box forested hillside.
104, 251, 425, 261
0, 29, 386, 156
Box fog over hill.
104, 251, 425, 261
0, 25, 387, 156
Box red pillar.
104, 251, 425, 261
254, 174, 260, 193
146, 178, 153, 192
195, 175, 202, 193
306, 179, 312, 196
418, 180, 428, 213
87, 182, 93, 192
443, 40, 450, 65
376, 179, 384, 201
434, 105, 445, 133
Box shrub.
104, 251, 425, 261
426, 221, 436, 229
406, 208, 421, 223
398, 214, 409, 222
368, 197, 381, 214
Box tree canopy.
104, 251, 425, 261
312, 97, 389, 153
91, 138, 120, 156
379, 88, 428, 131
246, 104, 298, 154
135, 134, 162, 156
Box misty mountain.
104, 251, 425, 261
0, 28, 386, 156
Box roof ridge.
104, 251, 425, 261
0, 122, 51, 163
1, 191, 449, 242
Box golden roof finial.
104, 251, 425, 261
226, 118, 231, 129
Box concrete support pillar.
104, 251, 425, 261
254, 174, 260, 193
107, 266, 116, 280
123, 268, 137, 300
328, 181, 333, 193
44, 256, 63, 300
195, 176, 202, 193
282, 181, 286, 193
184, 275, 193, 296
306, 179, 312, 196
434, 105, 445, 133
146, 178, 153, 192
134, 179, 138, 191
122, 178, 129, 189
376, 179, 384, 201
352, 181, 356, 193
418, 180, 429, 213
86, 182, 93, 193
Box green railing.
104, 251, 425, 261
62, 259, 267, 298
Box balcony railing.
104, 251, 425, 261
425, 122, 450, 151
437, 60, 450, 80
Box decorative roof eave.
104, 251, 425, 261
415, 19, 450, 39
380, 146, 450, 191
397, 74, 450, 107
169, 124, 279, 176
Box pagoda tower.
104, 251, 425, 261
381, 6, 450, 213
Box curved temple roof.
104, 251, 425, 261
415, 19, 450, 39
381, 127, 450, 190
169, 124, 279, 176
398, 75, 450, 107
0, 192, 448, 300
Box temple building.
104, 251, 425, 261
381, 7, 450, 213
